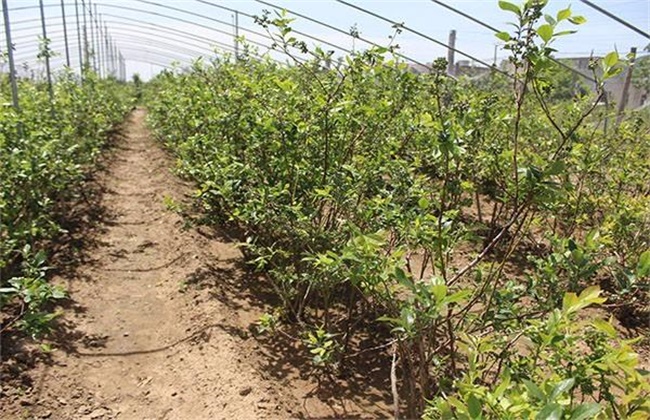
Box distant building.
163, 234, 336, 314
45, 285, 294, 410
406, 55, 646, 110
406, 60, 493, 78
560, 56, 646, 109
454, 60, 492, 78
406, 63, 433, 75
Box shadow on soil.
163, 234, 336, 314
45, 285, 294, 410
0, 125, 128, 398
183, 236, 394, 418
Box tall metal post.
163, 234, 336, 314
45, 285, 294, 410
60, 0, 71, 67
109, 37, 117, 77
82, 0, 89, 71
88, 0, 96, 72
110, 38, 115, 76
100, 15, 105, 77
113, 41, 121, 79
75, 0, 83, 76
39, 0, 54, 102
234, 11, 239, 59
95, 8, 102, 77
108, 38, 113, 76
104, 23, 110, 77
2, 0, 20, 111
121, 53, 126, 81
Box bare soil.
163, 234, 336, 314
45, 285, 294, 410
0, 109, 392, 419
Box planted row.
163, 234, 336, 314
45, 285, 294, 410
0, 71, 132, 337
147, 2, 649, 417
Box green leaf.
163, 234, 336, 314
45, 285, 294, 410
523, 379, 546, 401
536, 403, 563, 420
495, 31, 512, 42
604, 66, 623, 80
568, 15, 587, 25
446, 290, 472, 305
604, 51, 619, 68
578, 285, 605, 306
537, 24, 554, 43
544, 14, 557, 26
562, 292, 579, 312
494, 369, 511, 398
499, 1, 521, 15
377, 315, 402, 326
549, 378, 575, 400
431, 284, 448, 304
636, 250, 650, 277
545, 160, 565, 176
564, 286, 605, 314
553, 30, 577, 37
592, 319, 617, 337
51, 287, 66, 300
34, 250, 47, 266
395, 267, 416, 292
39, 343, 54, 353
557, 8, 571, 22
569, 403, 601, 420
467, 394, 482, 419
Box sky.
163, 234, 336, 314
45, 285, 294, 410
1, 0, 649, 80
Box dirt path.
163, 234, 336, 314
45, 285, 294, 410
1, 109, 392, 419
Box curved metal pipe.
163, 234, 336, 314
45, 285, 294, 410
254, 0, 430, 70
11, 27, 213, 58
6, 2, 277, 55
195, 0, 353, 55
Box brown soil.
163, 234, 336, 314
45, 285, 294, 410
0, 109, 392, 419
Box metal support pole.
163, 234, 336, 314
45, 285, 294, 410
82, 0, 89, 71
88, 0, 96, 71
108, 38, 113, 76
95, 11, 101, 77
112, 39, 117, 76
111, 37, 119, 78
2, 0, 20, 111
39, 0, 54, 102
101, 16, 106, 77
113, 40, 118, 76
121, 53, 125, 81
234, 10, 239, 59
60, 0, 71, 67
98, 11, 104, 77
95, 9, 101, 75
75, 0, 83, 76
94, 5, 102, 77
104, 22, 110, 77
